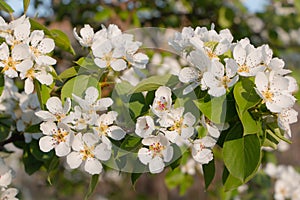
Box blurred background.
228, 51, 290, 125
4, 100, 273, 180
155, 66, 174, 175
2, 0, 300, 199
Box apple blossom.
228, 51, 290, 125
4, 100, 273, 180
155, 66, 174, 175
138, 133, 173, 174
39, 121, 74, 157
191, 136, 216, 164
151, 86, 172, 117
277, 108, 298, 137
135, 116, 155, 138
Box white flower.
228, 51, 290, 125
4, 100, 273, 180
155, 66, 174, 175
135, 116, 155, 138
277, 108, 298, 137
0, 188, 19, 200
191, 136, 216, 164
255, 72, 295, 113
4, 16, 30, 46
66, 133, 111, 175
178, 50, 212, 94
73, 24, 97, 47
0, 170, 12, 189
159, 107, 195, 146
39, 122, 74, 157
35, 96, 71, 123
203, 58, 239, 97
27, 30, 56, 66
200, 115, 229, 138
93, 111, 126, 141
0, 43, 31, 78
151, 86, 172, 117
233, 38, 264, 77
138, 133, 173, 174
72, 86, 113, 124
92, 39, 127, 71
180, 158, 202, 176
169, 26, 195, 53
16, 110, 42, 143
274, 179, 291, 200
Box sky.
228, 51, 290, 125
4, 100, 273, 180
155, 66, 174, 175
5, 0, 270, 17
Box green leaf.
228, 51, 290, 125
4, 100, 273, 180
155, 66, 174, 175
30, 140, 54, 161
233, 77, 261, 111
233, 78, 261, 135
61, 75, 99, 103
58, 66, 79, 80
29, 18, 52, 35
23, 0, 30, 14
85, 174, 99, 200
131, 173, 142, 187
34, 80, 52, 110
25, 124, 41, 133
120, 135, 142, 152
0, 117, 12, 142
223, 123, 261, 182
0, 0, 14, 13
0, 73, 5, 97
193, 92, 236, 124
222, 167, 243, 191
130, 74, 178, 94
50, 29, 75, 55
203, 159, 215, 189
23, 144, 43, 175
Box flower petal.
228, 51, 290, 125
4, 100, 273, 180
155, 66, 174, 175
107, 125, 126, 140
149, 156, 164, 174
84, 158, 103, 175
94, 142, 111, 161
66, 152, 82, 169
39, 136, 54, 152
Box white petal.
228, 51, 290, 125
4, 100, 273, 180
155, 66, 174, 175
225, 58, 238, 78
182, 82, 200, 95
40, 121, 57, 135
162, 145, 173, 162
92, 39, 112, 58
36, 72, 53, 85
206, 124, 220, 138
94, 143, 111, 161
30, 30, 44, 47
211, 60, 224, 78
35, 111, 56, 121
55, 142, 70, 157
66, 152, 82, 169
95, 97, 113, 111
72, 133, 83, 151
38, 38, 55, 54
107, 126, 126, 140
24, 78, 34, 94
14, 23, 30, 41
208, 86, 226, 97
138, 148, 152, 165
36, 55, 57, 65
255, 72, 268, 92
181, 127, 194, 139
246, 49, 262, 68
39, 136, 54, 152
4, 68, 18, 78
12, 44, 30, 60
94, 58, 107, 68
46, 97, 63, 114
85, 87, 99, 104
84, 158, 103, 175
203, 72, 219, 88
149, 156, 164, 174
179, 67, 198, 83
0, 43, 9, 60
16, 59, 33, 73
233, 43, 246, 65
111, 59, 127, 71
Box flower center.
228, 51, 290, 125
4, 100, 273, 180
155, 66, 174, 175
52, 128, 69, 144
149, 142, 165, 157
30, 46, 41, 57
55, 113, 66, 122
238, 64, 250, 73
80, 144, 95, 160
156, 97, 168, 111
96, 123, 109, 136
221, 76, 231, 88
1, 57, 18, 73
26, 67, 35, 79
262, 90, 274, 102
169, 118, 186, 135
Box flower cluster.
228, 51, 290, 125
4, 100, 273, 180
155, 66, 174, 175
169, 25, 298, 137
265, 163, 300, 200
0, 15, 56, 94
136, 86, 226, 173
36, 87, 126, 175
74, 24, 149, 72
0, 158, 18, 200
